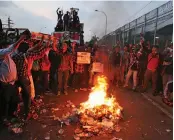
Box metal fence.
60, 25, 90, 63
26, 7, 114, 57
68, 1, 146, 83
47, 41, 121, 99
99, 1, 173, 48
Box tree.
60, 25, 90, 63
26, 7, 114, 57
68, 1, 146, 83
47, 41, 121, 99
88, 35, 99, 48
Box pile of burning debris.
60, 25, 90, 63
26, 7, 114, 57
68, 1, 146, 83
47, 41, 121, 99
56, 75, 123, 139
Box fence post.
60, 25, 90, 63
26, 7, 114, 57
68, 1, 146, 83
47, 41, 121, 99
144, 14, 146, 35
154, 8, 158, 45
134, 19, 137, 44
123, 26, 125, 46
115, 31, 117, 46
128, 23, 130, 43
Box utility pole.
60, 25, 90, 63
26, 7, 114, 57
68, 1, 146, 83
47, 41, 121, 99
2, 16, 14, 28
8, 16, 14, 28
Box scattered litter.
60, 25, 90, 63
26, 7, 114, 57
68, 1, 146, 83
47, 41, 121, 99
45, 133, 50, 140
58, 129, 64, 134
166, 129, 171, 133
41, 109, 47, 114
74, 135, 80, 140
44, 136, 50, 140
51, 108, 60, 111
33, 113, 38, 120
111, 137, 123, 140
11, 127, 23, 134
42, 124, 47, 128
115, 125, 121, 132
154, 127, 161, 135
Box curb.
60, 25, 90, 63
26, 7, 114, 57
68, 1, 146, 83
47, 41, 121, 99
141, 93, 173, 120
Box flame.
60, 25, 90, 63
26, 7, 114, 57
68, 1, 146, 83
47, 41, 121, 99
79, 75, 122, 118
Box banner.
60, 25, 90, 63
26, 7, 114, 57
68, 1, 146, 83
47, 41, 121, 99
53, 32, 64, 40
92, 62, 104, 73
77, 52, 91, 64
31, 32, 51, 42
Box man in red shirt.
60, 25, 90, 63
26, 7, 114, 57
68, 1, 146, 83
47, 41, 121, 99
142, 46, 160, 95
57, 42, 73, 95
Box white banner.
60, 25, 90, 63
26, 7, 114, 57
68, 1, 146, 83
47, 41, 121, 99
77, 52, 91, 64
31, 32, 51, 42
92, 62, 104, 73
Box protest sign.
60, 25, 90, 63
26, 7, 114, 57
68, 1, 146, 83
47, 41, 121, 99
31, 32, 51, 42
77, 52, 91, 64
92, 62, 104, 73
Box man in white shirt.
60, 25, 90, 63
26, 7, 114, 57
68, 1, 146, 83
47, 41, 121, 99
0, 35, 26, 120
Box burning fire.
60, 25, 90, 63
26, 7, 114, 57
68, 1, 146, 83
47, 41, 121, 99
56, 75, 123, 139
78, 75, 123, 119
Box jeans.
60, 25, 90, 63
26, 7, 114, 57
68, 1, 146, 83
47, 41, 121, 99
58, 70, 69, 92
138, 67, 146, 86
125, 69, 138, 88
73, 73, 83, 89
0, 82, 19, 118
41, 71, 49, 92
120, 65, 128, 84
31, 70, 41, 95
49, 67, 57, 92
164, 80, 173, 98
162, 74, 173, 94
29, 75, 35, 100
17, 77, 31, 117
143, 69, 158, 92
112, 66, 121, 84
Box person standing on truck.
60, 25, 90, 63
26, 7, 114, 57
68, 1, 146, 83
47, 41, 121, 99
63, 11, 70, 31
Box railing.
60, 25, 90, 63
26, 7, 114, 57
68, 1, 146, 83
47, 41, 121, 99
99, 1, 173, 47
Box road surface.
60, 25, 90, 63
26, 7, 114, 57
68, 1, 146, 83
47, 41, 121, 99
0, 87, 173, 140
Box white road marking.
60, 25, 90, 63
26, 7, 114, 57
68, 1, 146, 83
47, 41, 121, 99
141, 93, 173, 119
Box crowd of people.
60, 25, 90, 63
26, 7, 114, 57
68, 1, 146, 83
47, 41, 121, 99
55, 7, 80, 32
0, 29, 173, 124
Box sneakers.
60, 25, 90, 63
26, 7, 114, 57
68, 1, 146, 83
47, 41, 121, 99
75, 89, 78, 93
64, 91, 68, 95
132, 87, 137, 92
123, 84, 128, 88
45, 89, 51, 93
57, 91, 61, 96
152, 91, 158, 96
80, 88, 87, 91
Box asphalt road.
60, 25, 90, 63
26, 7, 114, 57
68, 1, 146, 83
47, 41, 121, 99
0, 87, 173, 140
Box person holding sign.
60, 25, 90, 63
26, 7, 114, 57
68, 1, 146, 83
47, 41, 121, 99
89, 50, 104, 86
71, 42, 85, 92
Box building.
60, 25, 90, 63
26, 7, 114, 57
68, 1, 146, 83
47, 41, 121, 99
99, 1, 173, 48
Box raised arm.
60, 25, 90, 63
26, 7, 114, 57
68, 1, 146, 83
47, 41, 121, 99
27, 35, 44, 52
0, 35, 25, 59
56, 8, 59, 15
26, 38, 51, 60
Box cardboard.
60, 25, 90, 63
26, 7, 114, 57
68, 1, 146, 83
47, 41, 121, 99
92, 62, 104, 73
77, 52, 91, 64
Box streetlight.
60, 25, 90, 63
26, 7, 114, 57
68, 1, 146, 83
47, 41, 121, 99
39, 27, 46, 32
95, 9, 107, 36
